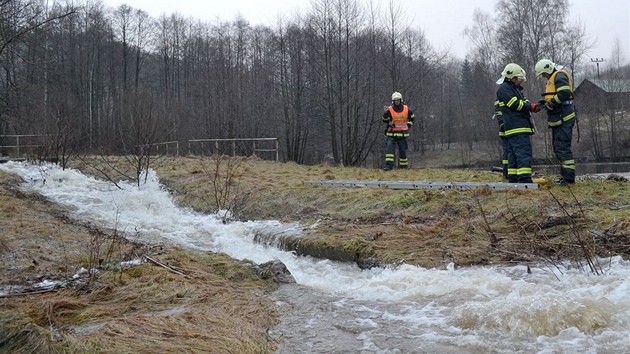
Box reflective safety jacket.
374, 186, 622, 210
542, 69, 576, 127
383, 104, 414, 137
494, 79, 536, 137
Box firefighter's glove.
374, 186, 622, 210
530, 103, 540, 113
544, 101, 557, 111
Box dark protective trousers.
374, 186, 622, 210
552, 118, 576, 183
385, 136, 408, 168
506, 134, 532, 183
501, 136, 509, 180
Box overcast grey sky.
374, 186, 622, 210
104, 0, 630, 67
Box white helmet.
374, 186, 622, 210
391, 92, 403, 101
535, 59, 555, 77
501, 63, 527, 82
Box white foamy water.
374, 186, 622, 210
2, 161, 630, 353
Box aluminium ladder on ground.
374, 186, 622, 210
303, 180, 539, 190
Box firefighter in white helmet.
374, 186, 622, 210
494, 63, 541, 183
382, 91, 414, 170
535, 58, 576, 186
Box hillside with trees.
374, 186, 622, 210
1, 0, 629, 167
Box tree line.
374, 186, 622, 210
1, 0, 628, 167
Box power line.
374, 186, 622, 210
590, 58, 604, 78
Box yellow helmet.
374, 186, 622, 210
535, 59, 555, 77
391, 92, 403, 101
501, 63, 527, 82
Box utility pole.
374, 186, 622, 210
590, 58, 604, 78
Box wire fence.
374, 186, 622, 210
187, 138, 279, 161
137, 141, 180, 156
0, 135, 54, 158
1, 135, 280, 162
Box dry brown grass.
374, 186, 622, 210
2, 256, 278, 352
2, 251, 279, 353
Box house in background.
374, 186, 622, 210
574, 79, 630, 113
573, 78, 630, 162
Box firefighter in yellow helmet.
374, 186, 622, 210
535, 59, 576, 186
382, 92, 415, 170
494, 63, 541, 183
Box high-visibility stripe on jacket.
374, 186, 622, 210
542, 69, 574, 104
542, 69, 576, 127
383, 104, 414, 137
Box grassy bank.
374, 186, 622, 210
140, 156, 630, 269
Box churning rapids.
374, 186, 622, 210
1, 161, 630, 354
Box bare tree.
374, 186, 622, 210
45, 94, 82, 168
111, 4, 135, 92
307, 0, 381, 166
603, 39, 629, 160
465, 8, 501, 73
495, 0, 569, 75
397, 28, 443, 156
0, 0, 77, 135
0, 0, 77, 56
273, 17, 311, 163
380, 0, 411, 91
561, 19, 595, 78
609, 37, 627, 74
132, 8, 154, 88
117, 88, 173, 186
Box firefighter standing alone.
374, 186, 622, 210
382, 92, 415, 171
